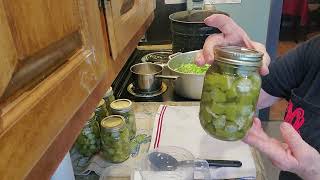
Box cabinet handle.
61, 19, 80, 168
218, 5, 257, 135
120, 0, 135, 15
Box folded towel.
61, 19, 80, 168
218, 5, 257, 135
150, 105, 256, 179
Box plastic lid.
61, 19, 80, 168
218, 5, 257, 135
215, 46, 263, 67
104, 87, 113, 97
110, 99, 132, 111
101, 115, 125, 130
97, 99, 105, 108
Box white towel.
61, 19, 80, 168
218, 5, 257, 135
149, 105, 256, 179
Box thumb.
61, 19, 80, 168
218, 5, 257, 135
280, 122, 305, 155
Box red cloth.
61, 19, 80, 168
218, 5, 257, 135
282, 0, 309, 26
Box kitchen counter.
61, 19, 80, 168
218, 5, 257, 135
76, 101, 274, 180
132, 102, 268, 180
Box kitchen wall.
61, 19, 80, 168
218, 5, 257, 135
146, 0, 272, 45
214, 0, 271, 44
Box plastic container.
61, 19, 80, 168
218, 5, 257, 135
136, 146, 210, 180
110, 99, 136, 139
199, 46, 263, 141
100, 115, 131, 163
74, 112, 100, 157
103, 87, 116, 115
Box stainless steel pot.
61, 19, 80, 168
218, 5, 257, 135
167, 50, 205, 100
130, 63, 178, 93
169, 10, 228, 53
131, 50, 206, 99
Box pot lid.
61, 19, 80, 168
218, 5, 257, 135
141, 51, 172, 64
169, 10, 228, 24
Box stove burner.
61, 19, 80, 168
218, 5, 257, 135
127, 82, 168, 98
141, 51, 172, 64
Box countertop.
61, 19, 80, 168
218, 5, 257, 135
76, 102, 283, 180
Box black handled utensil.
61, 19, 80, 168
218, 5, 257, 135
148, 152, 242, 171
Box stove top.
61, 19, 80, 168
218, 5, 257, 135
111, 48, 197, 102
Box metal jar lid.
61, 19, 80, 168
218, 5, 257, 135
110, 99, 132, 112
101, 115, 126, 131
214, 46, 263, 67
104, 87, 114, 98
97, 99, 106, 108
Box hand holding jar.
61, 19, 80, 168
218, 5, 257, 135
199, 46, 263, 141
195, 14, 270, 76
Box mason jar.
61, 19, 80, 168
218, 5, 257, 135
74, 112, 100, 157
95, 99, 108, 124
103, 87, 116, 115
100, 115, 131, 163
110, 99, 136, 139
199, 46, 263, 141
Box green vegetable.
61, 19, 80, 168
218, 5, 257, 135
100, 126, 130, 163
75, 119, 100, 157
115, 111, 136, 140
175, 63, 210, 74
204, 73, 233, 91
95, 100, 108, 124
199, 66, 261, 141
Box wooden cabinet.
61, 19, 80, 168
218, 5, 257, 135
0, 0, 108, 179
0, 0, 154, 179
105, 0, 155, 60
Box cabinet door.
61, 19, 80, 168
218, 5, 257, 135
0, 0, 108, 179
0, 0, 107, 101
105, 0, 155, 60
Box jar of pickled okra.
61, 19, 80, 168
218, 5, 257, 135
199, 46, 263, 141
75, 112, 100, 157
103, 87, 116, 115
95, 99, 108, 124
110, 99, 136, 139
100, 115, 131, 163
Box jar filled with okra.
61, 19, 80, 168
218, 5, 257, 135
110, 99, 136, 139
95, 99, 108, 124
100, 115, 131, 163
74, 112, 100, 157
199, 46, 263, 141
103, 87, 116, 115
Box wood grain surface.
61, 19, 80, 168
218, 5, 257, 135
0, 0, 18, 99
0, 0, 107, 179
3, 0, 81, 60
0, 0, 154, 179
105, 0, 155, 60
1, 31, 82, 100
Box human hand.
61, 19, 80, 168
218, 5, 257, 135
243, 118, 320, 180
196, 14, 270, 75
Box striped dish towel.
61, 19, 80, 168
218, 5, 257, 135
150, 105, 256, 179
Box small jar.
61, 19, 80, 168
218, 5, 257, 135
95, 99, 108, 124
199, 46, 263, 141
100, 115, 131, 163
110, 99, 136, 139
103, 87, 116, 115
75, 112, 100, 157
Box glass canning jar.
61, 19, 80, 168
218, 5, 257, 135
199, 46, 263, 141
103, 87, 116, 116
110, 99, 136, 139
95, 99, 107, 124
100, 115, 131, 163
74, 112, 100, 157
